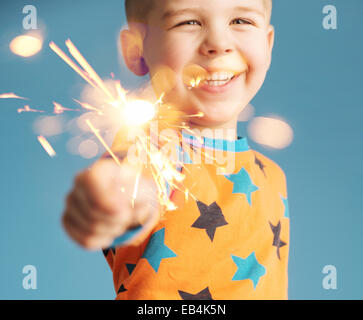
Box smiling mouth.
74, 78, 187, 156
187, 71, 243, 89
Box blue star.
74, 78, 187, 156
224, 167, 259, 205
280, 195, 290, 218
141, 228, 177, 272
231, 252, 266, 289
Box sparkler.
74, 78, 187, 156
48, 39, 208, 212
0, 37, 221, 213
2, 37, 221, 211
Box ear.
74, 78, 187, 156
266, 24, 275, 70
120, 27, 149, 76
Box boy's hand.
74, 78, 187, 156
62, 159, 158, 250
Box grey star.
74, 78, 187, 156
178, 287, 213, 300
102, 247, 115, 257
269, 221, 287, 260
192, 201, 228, 241
254, 154, 267, 177
117, 283, 127, 294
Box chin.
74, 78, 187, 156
189, 114, 237, 129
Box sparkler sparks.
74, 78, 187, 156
17, 105, 44, 113
53, 102, 80, 114
47, 39, 206, 211
0, 93, 28, 100
73, 99, 104, 115
37, 136, 56, 157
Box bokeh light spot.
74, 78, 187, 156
78, 139, 99, 159
248, 116, 294, 149
10, 35, 43, 57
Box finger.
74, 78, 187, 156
73, 186, 132, 229
76, 160, 125, 215
62, 212, 114, 250
67, 191, 129, 238
131, 200, 157, 227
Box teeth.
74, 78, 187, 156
205, 80, 230, 86
205, 72, 234, 81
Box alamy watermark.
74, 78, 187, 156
22, 265, 37, 290
322, 265, 337, 290
22, 5, 38, 30
123, 124, 237, 175
322, 5, 337, 30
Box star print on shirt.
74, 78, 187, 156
269, 221, 287, 260
126, 263, 136, 275
102, 247, 115, 257
141, 228, 177, 273
117, 283, 127, 294
280, 195, 290, 218
254, 154, 267, 177
191, 201, 228, 241
224, 167, 259, 206
178, 287, 214, 300
231, 252, 266, 289
117, 264, 137, 295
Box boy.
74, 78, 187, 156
62, 0, 290, 299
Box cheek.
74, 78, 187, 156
146, 32, 190, 72
238, 32, 270, 71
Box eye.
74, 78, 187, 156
176, 20, 201, 27
231, 18, 252, 25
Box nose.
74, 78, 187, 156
200, 25, 233, 57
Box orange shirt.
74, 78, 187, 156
103, 133, 290, 300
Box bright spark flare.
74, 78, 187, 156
122, 100, 156, 126
49, 40, 202, 212
0, 93, 28, 100
17, 105, 44, 113
37, 136, 56, 157
85, 119, 122, 167
53, 102, 80, 114
73, 99, 103, 115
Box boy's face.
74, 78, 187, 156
124, 0, 274, 131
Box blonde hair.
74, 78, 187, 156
125, 0, 154, 24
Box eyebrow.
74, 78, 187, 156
234, 6, 266, 18
162, 8, 200, 20
162, 5, 266, 20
